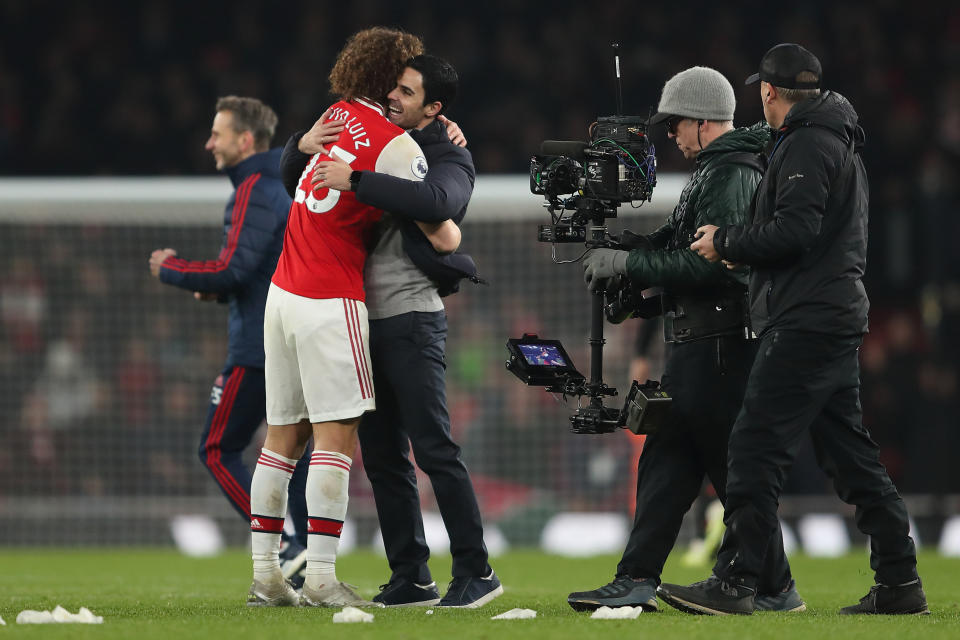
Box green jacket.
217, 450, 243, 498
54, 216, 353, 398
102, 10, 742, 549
626, 123, 770, 294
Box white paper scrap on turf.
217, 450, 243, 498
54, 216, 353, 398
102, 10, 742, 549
0, 613, 5, 625
17, 610, 55, 624
52, 606, 103, 623
17, 606, 103, 624
591, 606, 643, 619
491, 608, 537, 619
332, 606, 374, 623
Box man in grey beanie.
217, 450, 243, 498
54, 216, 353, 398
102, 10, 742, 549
570, 66, 803, 613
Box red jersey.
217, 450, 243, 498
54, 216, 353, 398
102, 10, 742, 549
272, 98, 427, 300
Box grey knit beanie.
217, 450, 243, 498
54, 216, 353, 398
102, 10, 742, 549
651, 66, 736, 124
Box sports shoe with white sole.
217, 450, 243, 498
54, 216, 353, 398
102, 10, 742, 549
300, 581, 383, 608
568, 576, 658, 612
373, 578, 441, 607
246, 577, 300, 607
438, 570, 504, 608
657, 575, 755, 615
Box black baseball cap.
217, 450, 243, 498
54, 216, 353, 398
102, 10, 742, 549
745, 43, 822, 89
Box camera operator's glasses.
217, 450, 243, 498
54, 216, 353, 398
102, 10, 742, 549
664, 115, 685, 136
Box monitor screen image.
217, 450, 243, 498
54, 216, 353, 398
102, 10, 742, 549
518, 343, 568, 367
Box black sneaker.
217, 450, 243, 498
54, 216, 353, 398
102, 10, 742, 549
568, 576, 658, 612
657, 575, 755, 616
279, 540, 308, 590
438, 570, 504, 608
754, 579, 806, 612
372, 578, 441, 607
840, 580, 930, 615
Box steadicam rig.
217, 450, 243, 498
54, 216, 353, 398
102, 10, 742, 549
510, 44, 667, 434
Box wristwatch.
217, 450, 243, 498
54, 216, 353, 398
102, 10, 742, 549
349, 170, 362, 192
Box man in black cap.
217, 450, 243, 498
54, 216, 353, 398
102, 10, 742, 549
657, 43, 929, 616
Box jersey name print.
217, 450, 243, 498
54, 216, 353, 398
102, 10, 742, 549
272, 98, 426, 301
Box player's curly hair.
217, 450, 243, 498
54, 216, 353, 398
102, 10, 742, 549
329, 27, 424, 105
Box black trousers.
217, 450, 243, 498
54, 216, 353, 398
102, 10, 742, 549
359, 311, 490, 583
714, 330, 918, 589
617, 335, 793, 595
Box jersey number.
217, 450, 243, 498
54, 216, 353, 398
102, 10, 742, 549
294, 145, 358, 214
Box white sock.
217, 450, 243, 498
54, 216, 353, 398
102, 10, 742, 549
305, 450, 351, 585
250, 448, 297, 582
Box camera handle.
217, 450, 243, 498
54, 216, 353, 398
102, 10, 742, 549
568, 218, 622, 434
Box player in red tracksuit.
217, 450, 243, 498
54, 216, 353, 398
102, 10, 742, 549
246, 27, 432, 609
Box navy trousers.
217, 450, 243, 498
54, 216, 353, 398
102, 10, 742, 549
198, 365, 309, 546
359, 311, 490, 583
715, 330, 918, 588
617, 335, 793, 595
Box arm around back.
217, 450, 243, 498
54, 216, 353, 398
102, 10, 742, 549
357, 142, 474, 224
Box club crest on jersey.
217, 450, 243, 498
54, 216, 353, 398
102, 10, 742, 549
412, 155, 428, 179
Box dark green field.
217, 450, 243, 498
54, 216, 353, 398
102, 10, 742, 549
1, 549, 958, 638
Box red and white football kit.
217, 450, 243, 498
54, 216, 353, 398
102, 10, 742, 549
265, 98, 426, 424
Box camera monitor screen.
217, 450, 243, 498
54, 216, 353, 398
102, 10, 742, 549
518, 343, 568, 367
506, 336, 583, 386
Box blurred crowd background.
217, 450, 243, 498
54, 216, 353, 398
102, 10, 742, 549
0, 0, 958, 547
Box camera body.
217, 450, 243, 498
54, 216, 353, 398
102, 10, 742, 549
530, 116, 656, 205
530, 116, 657, 244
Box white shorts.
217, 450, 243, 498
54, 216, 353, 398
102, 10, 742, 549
264, 283, 375, 424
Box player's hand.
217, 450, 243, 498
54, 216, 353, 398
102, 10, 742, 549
149, 248, 177, 277
194, 292, 218, 302
690, 225, 720, 262
312, 156, 352, 192
299, 108, 347, 155
583, 248, 630, 292
438, 115, 467, 147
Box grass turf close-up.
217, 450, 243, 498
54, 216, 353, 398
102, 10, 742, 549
1, 549, 958, 639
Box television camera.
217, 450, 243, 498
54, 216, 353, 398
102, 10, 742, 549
506, 44, 670, 435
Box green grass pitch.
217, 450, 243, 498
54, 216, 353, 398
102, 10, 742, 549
1, 548, 958, 638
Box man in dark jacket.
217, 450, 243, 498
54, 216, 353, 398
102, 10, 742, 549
665, 43, 927, 616
573, 66, 800, 613
148, 96, 310, 584
281, 55, 500, 609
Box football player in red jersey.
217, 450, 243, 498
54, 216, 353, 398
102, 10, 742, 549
246, 27, 452, 609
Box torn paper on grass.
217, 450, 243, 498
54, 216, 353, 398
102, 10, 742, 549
16, 606, 103, 624
332, 606, 374, 623
590, 605, 643, 619
491, 608, 537, 619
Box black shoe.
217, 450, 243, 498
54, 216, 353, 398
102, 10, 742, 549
657, 575, 755, 616
438, 570, 504, 608
840, 580, 930, 615
754, 579, 806, 612
568, 576, 658, 612
278, 540, 308, 590
372, 578, 441, 607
